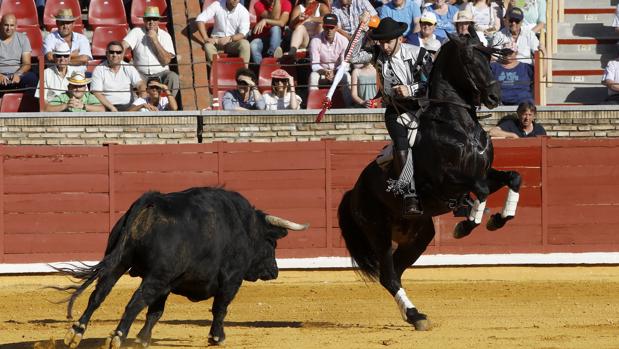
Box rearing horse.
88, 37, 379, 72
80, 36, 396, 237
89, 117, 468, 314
337, 33, 522, 330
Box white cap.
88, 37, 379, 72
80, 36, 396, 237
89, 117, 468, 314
419, 11, 437, 25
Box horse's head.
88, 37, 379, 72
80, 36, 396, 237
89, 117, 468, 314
434, 33, 501, 109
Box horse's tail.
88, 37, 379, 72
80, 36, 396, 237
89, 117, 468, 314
51, 193, 153, 319
338, 190, 380, 280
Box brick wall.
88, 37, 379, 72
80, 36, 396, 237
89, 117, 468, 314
1, 107, 619, 145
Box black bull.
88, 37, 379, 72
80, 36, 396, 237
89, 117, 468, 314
338, 33, 522, 329
55, 187, 308, 348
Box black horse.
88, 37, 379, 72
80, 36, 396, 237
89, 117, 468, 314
338, 33, 522, 330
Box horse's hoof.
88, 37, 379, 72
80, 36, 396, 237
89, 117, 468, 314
406, 308, 431, 331
105, 331, 123, 349
134, 337, 149, 348
64, 322, 85, 348
486, 213, 513, 231
208, 333, 226, 346
452, 220, 476, 239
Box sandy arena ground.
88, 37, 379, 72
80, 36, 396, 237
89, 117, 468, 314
0, 266, 617, 349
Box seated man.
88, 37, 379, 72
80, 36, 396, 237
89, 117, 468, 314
45, 72, 105, 112
490, 42, 533, 106
602, 51, 619, 104
379, 0, 421, 37
489, 101, 546, 138
0, 14, 38, 96
36, 42, 80, 102
222, 68, 266, 110
91, 41, 146, 111
43, 9, 92, 74
196, 0, 251, 65
490, 7, 543, 66
453, 9, 488, 46
331, 0, 377, 40
406, 11, 445, 48
123, 6, 180, 97
308, 14, 352, 106
250, 0, 291, 64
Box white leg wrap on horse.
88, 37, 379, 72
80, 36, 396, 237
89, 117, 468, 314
467, 200, 486, 224
394, 288, 415, 320
501, 189, 519, 218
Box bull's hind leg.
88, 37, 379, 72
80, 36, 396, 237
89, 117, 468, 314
104, 279, 171, 349
64, 264, 126, 349
485, 169, 521, 231
453, 181, 490, 239
134, 293, 170, 348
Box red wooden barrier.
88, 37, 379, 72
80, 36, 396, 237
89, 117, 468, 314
1, 138, 619, 263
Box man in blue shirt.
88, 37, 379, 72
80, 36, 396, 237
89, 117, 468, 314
489, 101, 546, 138
379, 0, 421, 37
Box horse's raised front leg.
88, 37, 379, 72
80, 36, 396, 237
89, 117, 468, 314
453, 181, 490, 239
486, 169, 522, 231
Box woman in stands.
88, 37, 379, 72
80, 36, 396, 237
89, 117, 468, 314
262, 69, 302, 110
464, 0, 501, 38
424, 0, 459, 38
129, 78, 178, 111
286, 0, 330, 58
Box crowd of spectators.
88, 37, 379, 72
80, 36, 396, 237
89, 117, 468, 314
0, 0, 549, 113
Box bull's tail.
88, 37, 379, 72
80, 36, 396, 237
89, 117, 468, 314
51, 194, 153, 319
338, 190, 380, 280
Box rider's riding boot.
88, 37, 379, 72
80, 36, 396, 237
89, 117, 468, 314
394, 149, 423, 216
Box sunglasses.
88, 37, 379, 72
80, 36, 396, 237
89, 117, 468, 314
509, 18, 522, 24
107, 50, 123, 54
53, 54, 70, 58
144, 18, 159, 22
148, 85, 161, 90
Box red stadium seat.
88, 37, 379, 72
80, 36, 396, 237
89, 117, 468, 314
258, 57, 297, 92
210, 56, 244, 94
17, 26, 43, 58
131, 0, 167, 27
91, 25, 129, 58
305, 88, 345, 110
43, 0, 83, 32
247, 0, 258, 24
86, 59, 102, 75
88, 0, 128, 30
0, 0, 39, 28
0, 93, 39, 112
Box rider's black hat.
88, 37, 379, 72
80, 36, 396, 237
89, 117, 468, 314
369, 17, 407, 41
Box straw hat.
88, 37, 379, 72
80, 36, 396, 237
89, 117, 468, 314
52, 42, 71, 55
140, 6, 166, 20
54, 8, 78, 21
271, 69, 292, 80
453, 10, 475, 24
67, 72, 91, 86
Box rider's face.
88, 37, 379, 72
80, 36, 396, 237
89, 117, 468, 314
378, 38, 400, 56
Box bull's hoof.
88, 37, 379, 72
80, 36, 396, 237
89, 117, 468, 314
104, 331, 123, 349
486, 213, 513, 231
64, 322, 85, 348
452, 220, 477, 239
208, 334, 225, 345
405, 308, 431, 331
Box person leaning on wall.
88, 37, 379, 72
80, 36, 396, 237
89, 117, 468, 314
488, 101, 546, 138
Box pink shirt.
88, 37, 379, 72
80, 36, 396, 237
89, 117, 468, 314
309, 32, 349, 72
253, 0, 292, 38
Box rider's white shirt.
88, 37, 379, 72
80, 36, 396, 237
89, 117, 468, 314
376, 43, 423, 100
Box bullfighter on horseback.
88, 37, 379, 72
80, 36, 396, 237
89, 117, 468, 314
352, 17, 434, 217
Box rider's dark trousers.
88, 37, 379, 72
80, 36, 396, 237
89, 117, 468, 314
384, 102, 419, 151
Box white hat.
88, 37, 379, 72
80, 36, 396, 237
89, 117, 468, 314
419, 11, 437, 25
424, 38, 442, 53
53, 42, 71, 55
453, 10, 475, 24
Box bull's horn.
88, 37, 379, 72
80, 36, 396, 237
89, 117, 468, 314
265, 215, 309, 231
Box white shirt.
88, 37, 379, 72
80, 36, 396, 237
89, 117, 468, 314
132, 96, 171, 111
34, 65, 80, 101
123, 27, 176, 75
262, 91, 302, 110
195, 1, 250, 38
90, 61, 143, 105
42, 31, 92, 73
603, 60, 619, 96
491, 27, 539, 65
613, 5, 619, 28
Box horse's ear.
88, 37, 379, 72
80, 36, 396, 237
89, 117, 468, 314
446, 32, 464, 47
467, 24, 481, 45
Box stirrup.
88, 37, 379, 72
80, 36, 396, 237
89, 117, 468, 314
403, 195, 423, 217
